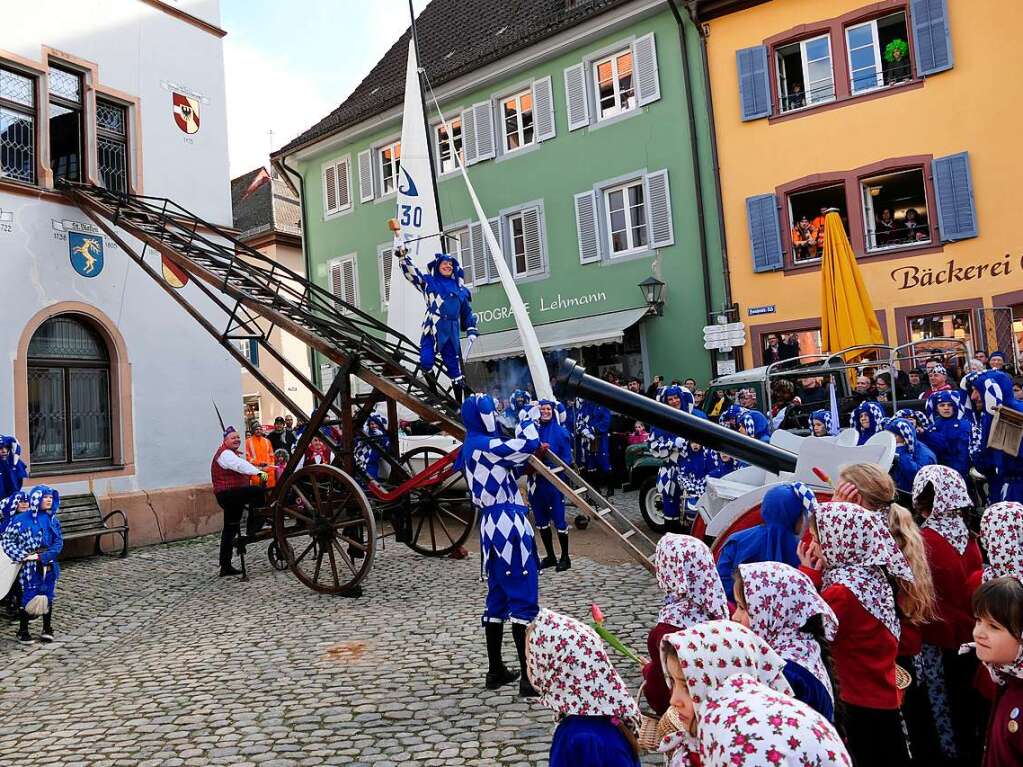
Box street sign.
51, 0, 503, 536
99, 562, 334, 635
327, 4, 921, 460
702, 322, 746, 349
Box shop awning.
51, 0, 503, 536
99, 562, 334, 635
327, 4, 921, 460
463, 307, 650, 363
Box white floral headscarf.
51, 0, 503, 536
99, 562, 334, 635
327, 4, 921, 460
738, 562, 838, 702
525, 609, 641, 737
658, 621, 794, 766
696, 675, 852, 767
912, 465, 972, 555
654, 534, 729, 628
981, 502, 1023, 581
816, 501, 913, 639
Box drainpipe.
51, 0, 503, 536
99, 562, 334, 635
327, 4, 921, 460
684, 0, 732, 310
666, 0, 713, 360
275, 153, 318, 391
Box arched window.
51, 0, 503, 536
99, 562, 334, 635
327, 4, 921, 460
27, 315, 112, 468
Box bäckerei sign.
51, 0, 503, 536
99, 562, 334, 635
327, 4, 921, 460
890, 254, 1015, 290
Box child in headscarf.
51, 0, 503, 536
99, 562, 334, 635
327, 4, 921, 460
851, 401, 885, 445
810, 409, 833, 437
658, 620, 851, 767
526, 609, 641, 767
1, 486, 62, 643
642, 534, 728, 715
980, 501, 1023, 583
910, 465, 984, 764
886, 416, 936, 495
964, 576, 1023, 766
732, 561, 839, 720
715, 481, 817, 598
529, 399, 574, 571
925, 391, 972, 485
807, 501, 915, 765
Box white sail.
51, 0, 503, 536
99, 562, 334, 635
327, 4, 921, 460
387, 39, 443, 372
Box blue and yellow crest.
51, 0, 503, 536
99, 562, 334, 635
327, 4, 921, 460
69, 232, 104, 278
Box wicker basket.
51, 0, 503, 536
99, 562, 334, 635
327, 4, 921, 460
636, 683, 662, 753
895, 664, 912, 690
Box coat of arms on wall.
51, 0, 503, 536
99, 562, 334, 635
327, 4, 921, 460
172, 92, 200, 134
69, 232, 104, 278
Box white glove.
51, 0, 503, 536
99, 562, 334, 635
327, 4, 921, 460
520, 404, 541, 423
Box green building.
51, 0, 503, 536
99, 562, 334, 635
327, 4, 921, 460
274, 0, 728, 391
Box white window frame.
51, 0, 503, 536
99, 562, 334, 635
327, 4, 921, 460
846, 20, 883, 94
321, 155, 352, 219
859, 167, 932, 254
507, 212, 529, 277
378, 139, 401, 196
445, 225, 471, 267
776, 34, 835, 114
592, 48, 636, 121
327, 253, 359, 312
434, 117, 463, 176
500, 88, 534, 154
603, 180, 648, 258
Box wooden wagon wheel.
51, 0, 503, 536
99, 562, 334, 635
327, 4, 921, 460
399, 446, 476, 557
273, 464, 376, 594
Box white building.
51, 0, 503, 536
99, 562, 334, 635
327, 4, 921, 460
0, 0, 241, 547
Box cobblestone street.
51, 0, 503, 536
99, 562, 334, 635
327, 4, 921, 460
0, 492, 662, 766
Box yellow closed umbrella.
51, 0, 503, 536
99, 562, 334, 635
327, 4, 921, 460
820, 210, 884, 353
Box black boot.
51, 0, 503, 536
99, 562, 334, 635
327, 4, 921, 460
555, 530, 571, 572
40, 609, 53, 643
537, 527, 557, 570
17, 610, 30, 643
484, 622, 519, 689
512, 622, 538, 697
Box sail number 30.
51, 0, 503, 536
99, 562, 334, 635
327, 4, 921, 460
399, 205, 423, 228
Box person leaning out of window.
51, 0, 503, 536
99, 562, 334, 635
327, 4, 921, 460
791, 215, 817, 260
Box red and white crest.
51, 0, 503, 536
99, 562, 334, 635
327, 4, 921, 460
172, 92, 200, 134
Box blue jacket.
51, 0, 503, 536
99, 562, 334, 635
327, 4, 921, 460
549, 716, 641, 767
0, 435, 27, 498
887, 418, 937, 493
927, 417, 971, 483
1, 486, 63, 607
784, 660, 835, 723
398, 251, 478, 344
530, 399, 574, 495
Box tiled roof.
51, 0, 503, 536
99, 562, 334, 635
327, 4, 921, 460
275, 0, 634, 157
231, 167, 302, 239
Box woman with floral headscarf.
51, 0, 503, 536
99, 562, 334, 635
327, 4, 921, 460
732, 561, 839, 721
658, 620, 850, 767
1, 486, 62, 643
910, 465, 985, 763
807, 501, 915, 765
525, 609, 641, 766
979, 501, 1023, 585
641, 534, 728, 715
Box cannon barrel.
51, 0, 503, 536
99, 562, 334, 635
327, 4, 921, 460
555, 358, 798, 475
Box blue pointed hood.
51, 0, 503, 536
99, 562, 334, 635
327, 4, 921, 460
426, 252, 466, 286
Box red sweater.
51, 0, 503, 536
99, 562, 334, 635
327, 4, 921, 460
984, 676, 1023, 766
642, 622, 678, 715
920, 530, 983, 649
822, 584, 902, 709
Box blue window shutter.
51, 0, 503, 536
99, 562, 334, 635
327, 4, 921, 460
736, 46, 771, 121
910, 0, 954, 76
932, 152, 978, 241
746, 194, 784, 272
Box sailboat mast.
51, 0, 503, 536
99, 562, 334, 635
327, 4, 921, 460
408, 0, 444, 233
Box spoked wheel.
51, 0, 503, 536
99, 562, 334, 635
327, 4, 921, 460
267, 541, 288, 571
399, 446, 475, 557
273, 464, 376, 594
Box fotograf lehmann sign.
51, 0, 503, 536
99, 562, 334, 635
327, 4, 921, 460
476, 290, 609, 325
890, 253, 1016, 290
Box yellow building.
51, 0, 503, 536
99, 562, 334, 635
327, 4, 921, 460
698, 0, 1023, 368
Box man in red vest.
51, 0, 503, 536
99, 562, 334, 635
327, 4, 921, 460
211, 426, 267, 576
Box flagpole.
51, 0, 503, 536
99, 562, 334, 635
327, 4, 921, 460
408, 0, 444, 232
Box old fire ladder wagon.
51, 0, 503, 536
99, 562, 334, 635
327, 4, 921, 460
62, 182, 658, 595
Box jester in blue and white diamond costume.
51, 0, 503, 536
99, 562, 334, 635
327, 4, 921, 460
396, 248, 478, 386
528, 399, 574, 570
968, 369, 1023, 502
647, 385, 694, 532
1, 486, 63, 613
354, 413, 389, 482
456, 395, 543, 623
0, 435, 28, 499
